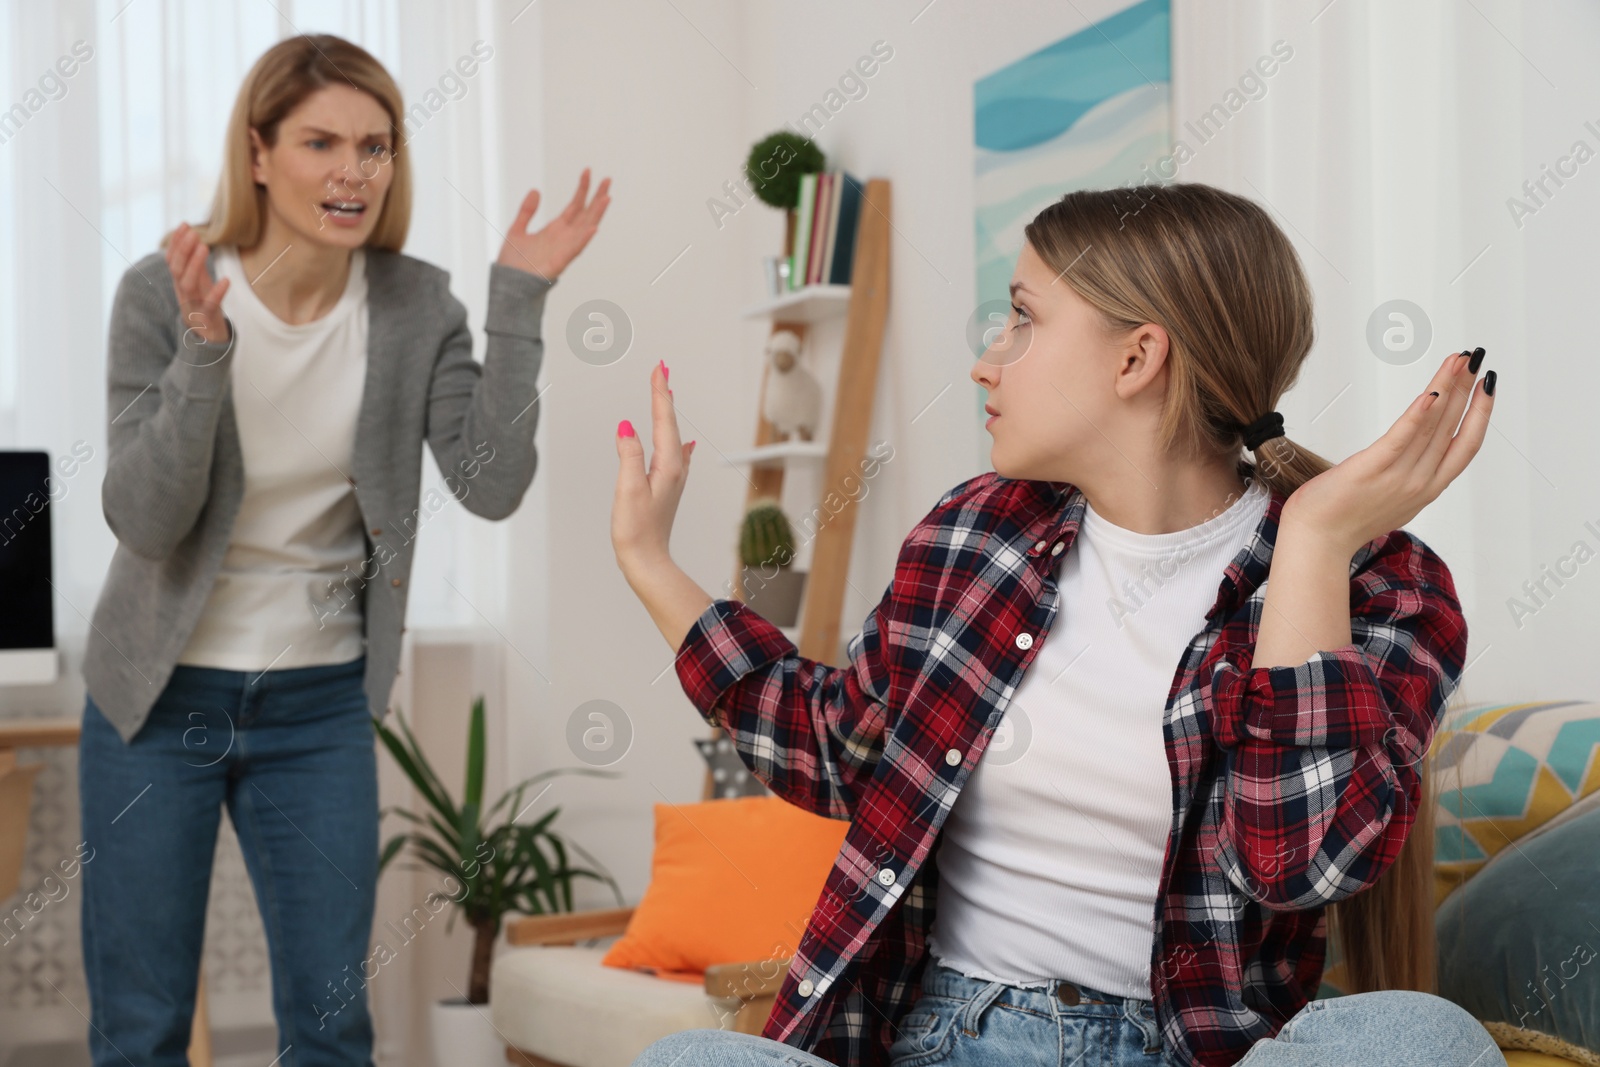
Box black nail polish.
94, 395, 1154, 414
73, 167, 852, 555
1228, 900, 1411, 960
1484, 369, 1496, 396
1468, 347, 1486, 374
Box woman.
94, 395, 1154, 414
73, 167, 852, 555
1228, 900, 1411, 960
612, 184, 1502, 1067
78, 35, 608, 1067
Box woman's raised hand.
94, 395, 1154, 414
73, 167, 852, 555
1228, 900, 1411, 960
167, 222, 231, 346
1283, 347, 1496, 555
612, 359, 696, 577
497, 167, 612, 282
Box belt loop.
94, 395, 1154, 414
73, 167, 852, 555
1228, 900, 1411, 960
958, 980, 1007, 1037
1123, 998, 1163, 1055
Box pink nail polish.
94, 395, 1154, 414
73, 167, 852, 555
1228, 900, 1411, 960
662, 359, 670, 384
618, 419, 635, 437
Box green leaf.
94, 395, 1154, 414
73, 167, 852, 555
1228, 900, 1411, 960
382, 807, 428, 828
373, 712, 459, 829
379, 833, 408, 875
423, 811, 463, 857
465, 696, 486, 814
389, 707, 460, 826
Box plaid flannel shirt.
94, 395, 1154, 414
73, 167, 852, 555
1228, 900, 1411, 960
673, 470, 1468, 1067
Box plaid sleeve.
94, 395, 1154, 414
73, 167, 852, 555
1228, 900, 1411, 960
1205, 529, 1468, 911
673, 582, 897, 820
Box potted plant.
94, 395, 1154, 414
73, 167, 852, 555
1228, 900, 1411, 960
744, 130, 825, 260
739, 498, 807, 627
375, 697, 625, 1067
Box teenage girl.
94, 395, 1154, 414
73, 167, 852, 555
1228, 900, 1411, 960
79, 35, 607, 1066
611, 183, 1504, 1067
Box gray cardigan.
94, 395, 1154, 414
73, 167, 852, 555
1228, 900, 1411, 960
84, 246, 553, 743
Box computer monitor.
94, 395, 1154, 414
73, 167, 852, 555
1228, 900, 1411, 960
0, 451, 58, 685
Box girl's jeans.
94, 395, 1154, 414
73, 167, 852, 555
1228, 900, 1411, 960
78, 655, 378, 1067
632, 957, 1507, 1067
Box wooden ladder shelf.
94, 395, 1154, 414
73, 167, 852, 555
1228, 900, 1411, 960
702, 177, 892, 802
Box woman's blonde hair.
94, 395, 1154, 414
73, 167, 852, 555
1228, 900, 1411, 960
167, 34, 411, 253
1023, 181, 1439, 995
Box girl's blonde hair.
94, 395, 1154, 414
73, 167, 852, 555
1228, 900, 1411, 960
1023, 181, 1438, 995
167, 34, 411, 253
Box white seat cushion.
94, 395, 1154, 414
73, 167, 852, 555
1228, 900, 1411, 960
490, 944, 744, 1067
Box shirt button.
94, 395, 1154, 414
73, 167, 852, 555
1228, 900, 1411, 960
391, 578, 402, 587
1051, 542, 1064, 555
371, 527, 382, 536
944, 748, 962, 766
1033, 540, 1046, 552
798, 979, 814, 997
877, 867, 896, 886
1015, 633, 1033, 650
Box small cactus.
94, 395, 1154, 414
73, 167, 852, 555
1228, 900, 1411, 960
740, 499, 796, 570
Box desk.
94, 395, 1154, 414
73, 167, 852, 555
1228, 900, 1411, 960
0, 718, 79, 899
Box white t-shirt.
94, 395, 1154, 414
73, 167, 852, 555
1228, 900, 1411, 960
927, 476, 1271, 999
176, 245, 371, 671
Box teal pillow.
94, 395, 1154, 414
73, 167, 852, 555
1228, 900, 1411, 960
1435, 802, 1600, 1058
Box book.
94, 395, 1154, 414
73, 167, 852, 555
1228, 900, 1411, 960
790, 171, 817, 291
807, 173, 833, 286
826, 172, 864, 285
818, 170, 845, 287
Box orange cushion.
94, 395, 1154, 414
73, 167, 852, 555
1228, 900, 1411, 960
601, 795, 849, 983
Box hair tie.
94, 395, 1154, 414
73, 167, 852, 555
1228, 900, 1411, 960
1240, 411, 1285, 450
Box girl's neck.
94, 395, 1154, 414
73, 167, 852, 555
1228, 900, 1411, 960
1077, 459, 1253, 537
237, 210, 357, 326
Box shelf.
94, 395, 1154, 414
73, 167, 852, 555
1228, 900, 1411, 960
721, 440, 828, 468
742, 284, 852, 323
704, 178, 891, 803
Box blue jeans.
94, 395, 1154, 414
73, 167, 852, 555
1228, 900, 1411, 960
631, 958, 1507, 1066
78, 655, 378, 1067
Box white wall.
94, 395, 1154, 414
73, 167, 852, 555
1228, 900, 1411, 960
504, 0, 1600, 924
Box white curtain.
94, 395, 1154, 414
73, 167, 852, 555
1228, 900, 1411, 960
1170, 0, 1582, 704
0, 0, 525, 675
0, 0, 539, 1059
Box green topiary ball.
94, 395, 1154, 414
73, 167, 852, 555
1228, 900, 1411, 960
745, 131, 826, 211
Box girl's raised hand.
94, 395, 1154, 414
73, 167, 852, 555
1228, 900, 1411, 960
166, 222, 231, 346
612, 359, 696, 576
1283, 347, 1496, 555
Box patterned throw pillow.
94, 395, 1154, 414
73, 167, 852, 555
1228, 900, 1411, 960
1431, 701, 1600, 908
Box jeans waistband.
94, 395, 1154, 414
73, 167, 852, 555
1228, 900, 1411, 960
171, 653, 366, 686
922, 958, 1148, 1015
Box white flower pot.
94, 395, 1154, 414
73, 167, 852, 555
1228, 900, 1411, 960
430, 996, 504, 1067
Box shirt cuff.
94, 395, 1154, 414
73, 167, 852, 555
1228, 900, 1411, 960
484, 261, 554, 340
1206, 643, 1396, 751
674, 598, 798, 727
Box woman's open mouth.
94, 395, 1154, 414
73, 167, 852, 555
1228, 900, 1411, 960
321, 200, 368, 226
